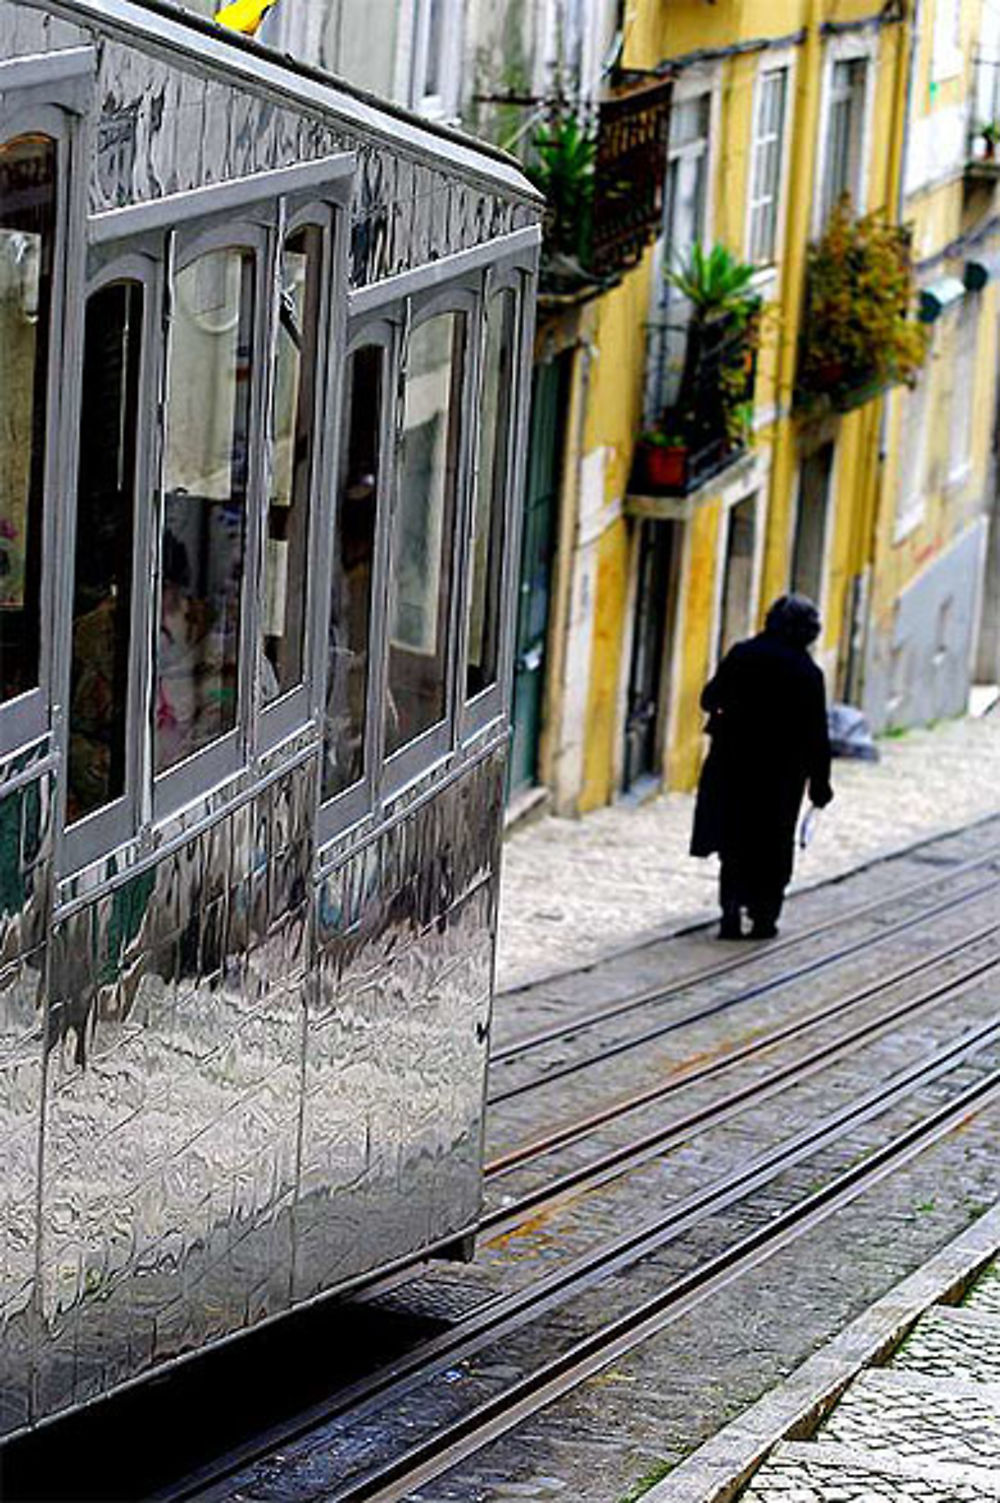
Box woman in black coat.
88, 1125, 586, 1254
691, 595, 833, 939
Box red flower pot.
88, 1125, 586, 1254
644, 443, 688, 492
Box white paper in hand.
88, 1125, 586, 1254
799, 804, 820, 850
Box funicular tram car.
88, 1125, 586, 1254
0, 0, 540, 1435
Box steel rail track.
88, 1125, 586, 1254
168, 992, 1000, 1503
492, 842, 1000, 1068
480, 939, 1000, 1232
345, 1062, 1000, 1503
486, 919, 1000, 1181
488, 868, 1000, 1105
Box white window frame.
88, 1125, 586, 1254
745, 57, 794, 269
813, 36, 876, 234
932, 0, 964, 85
893, 355, 933, 543
406, 0, 463, 121
645, 64, 721, 424
946, 294, 977, 488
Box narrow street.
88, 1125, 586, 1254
4, 1, 1000, 1498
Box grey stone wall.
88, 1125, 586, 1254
863, 518, 989, 733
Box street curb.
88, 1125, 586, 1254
497, 806, 1000, 998
639, 1202, 1000, 1503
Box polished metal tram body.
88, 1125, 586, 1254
0, 0, 539, 1435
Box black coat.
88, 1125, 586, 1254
690, 633, 832, 886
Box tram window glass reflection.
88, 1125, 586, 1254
323, 343, 382, 800
68, 281, 142, 822
155, 247, 254, 775
0, 135, 56, 708
466, 288, 515, 701
263, 223, 322, 704
385, 311, 464, 757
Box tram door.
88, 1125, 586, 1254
623, 518, 679, 792
509, 355, 570, 798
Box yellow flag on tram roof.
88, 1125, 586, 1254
213, 0, 278, 36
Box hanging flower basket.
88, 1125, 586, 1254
796, 199, 929, 412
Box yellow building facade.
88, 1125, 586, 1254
534, 0, 996, 818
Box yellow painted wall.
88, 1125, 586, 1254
570, 0, 916, 809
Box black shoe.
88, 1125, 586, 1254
718, 918, 744, 940
750, 922, 778, 940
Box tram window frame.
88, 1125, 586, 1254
381, 281, 479, 797
59, 249, 162, 873
61, 154, 351, 858
318, 315, 397, 841
151, 217, 273, 815
257, 198, 338, 755
460, 263, 527, 741
0, 92, 86, 761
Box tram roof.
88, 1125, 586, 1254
49, 0, 542, 206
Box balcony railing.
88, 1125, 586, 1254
591, 74, 673, 279
535, 74, 672, 298
631, 306, 759, 498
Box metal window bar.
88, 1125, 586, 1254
640, 306, 759, 496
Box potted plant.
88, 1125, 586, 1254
666, 242, 757, 319
527, 108, 596, 276
724, 400, 755, 450
982, 121, 1000, 160
636, 429, 689, 491
796, 198, 929, 412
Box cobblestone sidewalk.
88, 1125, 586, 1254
647, 1205, 1000, 1503
496, 710, 1000, 992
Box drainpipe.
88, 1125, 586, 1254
762, 0, 823, 611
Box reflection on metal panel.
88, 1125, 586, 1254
0, 746, 502, 1434
0, 2, 533, 291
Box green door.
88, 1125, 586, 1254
508, 354, 570, 798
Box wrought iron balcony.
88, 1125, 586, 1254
535, 73, 673, 299
591, 73, 673, 279
631, 304, 760, 498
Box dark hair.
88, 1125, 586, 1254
162, 529, 191, 590
764, 593, 821, 648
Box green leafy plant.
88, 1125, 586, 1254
980, 121, 1000, 160
639, 428, 686, 449
725, 400, 755, 448
797, 198, 929, 411
666, 242, 757, 316
527, 108, 596, 267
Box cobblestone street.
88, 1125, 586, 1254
497, 710, 1000, 992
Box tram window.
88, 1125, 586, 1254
155, 247, 254, 775
68, 281, 142, 822
262, 223, 322, 705
466, 287, 515, 701
323, 342, 382, 800
385, 311, 464, 757
0, 135, 56, 708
